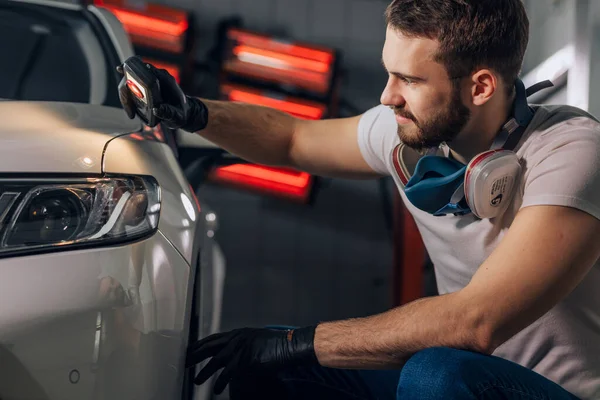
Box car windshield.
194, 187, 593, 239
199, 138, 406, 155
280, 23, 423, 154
0, 1, 120, 107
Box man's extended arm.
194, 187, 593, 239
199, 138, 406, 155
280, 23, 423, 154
313, 205, 600, 369
196, 99, 379, 179
194, 99, 296, 167
117, 61, 380, 179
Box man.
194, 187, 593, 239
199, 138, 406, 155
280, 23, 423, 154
118, 1, 600, 398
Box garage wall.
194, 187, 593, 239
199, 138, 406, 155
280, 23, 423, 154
522, 0, 575, 73
199, 178, 395, 329
522, 0, 600, 116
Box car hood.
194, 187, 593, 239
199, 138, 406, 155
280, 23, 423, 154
0, 101, 142, 174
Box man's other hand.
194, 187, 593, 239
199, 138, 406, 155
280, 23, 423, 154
186, 326, 318, 394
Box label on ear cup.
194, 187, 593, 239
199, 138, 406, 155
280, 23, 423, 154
489, 175, 513, 207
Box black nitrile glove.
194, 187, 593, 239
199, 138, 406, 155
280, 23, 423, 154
186, 326, 319, 395
116, 62, 209, 132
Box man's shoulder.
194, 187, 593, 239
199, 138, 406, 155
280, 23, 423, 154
528, 104, 600, 135
520, 104, 600, 150
518, 105, 600, 222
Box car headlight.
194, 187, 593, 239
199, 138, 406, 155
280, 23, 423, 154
0, 176, 160, 257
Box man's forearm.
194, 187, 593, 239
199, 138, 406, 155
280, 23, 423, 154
196, 99, 297, 167
313, 292, 489, 369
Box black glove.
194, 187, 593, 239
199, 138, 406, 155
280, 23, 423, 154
186, 326, 319, 395
116, 62, 209, 132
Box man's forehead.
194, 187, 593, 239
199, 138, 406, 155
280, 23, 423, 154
383, 27, 440, 67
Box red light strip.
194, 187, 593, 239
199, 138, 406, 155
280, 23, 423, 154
223, 28, 335, 94
227, 89, 324, 120
223, 61, 329, 93
107, 7, 188, 37
228, 30, 334, 64
210, 165, 313, 200
233, 45, 330, 73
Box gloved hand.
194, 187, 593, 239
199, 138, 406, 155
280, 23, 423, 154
186, 326, 319, 395
116, 61, 209, 132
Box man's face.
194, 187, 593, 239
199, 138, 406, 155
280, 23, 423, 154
380, 27, 471, 151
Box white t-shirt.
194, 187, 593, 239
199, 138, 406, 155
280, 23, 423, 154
357, 104, 600, 399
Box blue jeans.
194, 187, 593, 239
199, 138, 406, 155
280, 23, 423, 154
229, 345, 581, 399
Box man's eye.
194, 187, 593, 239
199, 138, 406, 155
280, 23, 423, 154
389, 73, 418, 85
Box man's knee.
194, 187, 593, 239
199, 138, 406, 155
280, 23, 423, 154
397, 347, 487, 399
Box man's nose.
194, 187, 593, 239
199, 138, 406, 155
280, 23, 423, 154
380, 79, 405, 107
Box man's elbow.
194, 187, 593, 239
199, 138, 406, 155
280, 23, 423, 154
456, 321, 494, 355
459, 300, 502, 355
470, 326, 499, 355
468, 313, 522, 356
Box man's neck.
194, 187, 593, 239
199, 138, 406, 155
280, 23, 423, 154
449, 92, 515, 165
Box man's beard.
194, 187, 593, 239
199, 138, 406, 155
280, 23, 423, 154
392, 84, 471, 152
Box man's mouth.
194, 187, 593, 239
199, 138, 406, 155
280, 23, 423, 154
395, 113, 413, 124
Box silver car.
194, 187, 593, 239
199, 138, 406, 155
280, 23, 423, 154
0, 1, 225, 399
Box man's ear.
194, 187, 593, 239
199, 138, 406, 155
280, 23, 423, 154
470, 70, 498, 106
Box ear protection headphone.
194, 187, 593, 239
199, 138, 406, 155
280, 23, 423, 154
391, 79, 554, 219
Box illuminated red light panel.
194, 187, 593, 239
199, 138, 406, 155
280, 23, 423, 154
93, 0, 189, 54
209, 84, 326, 202
141, 58, 181, 83
222, 28, 336, 95
210, 165, 314, 202
222, 83, 327, 120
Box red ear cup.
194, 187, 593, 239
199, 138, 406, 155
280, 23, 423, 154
464, 149, 522, 219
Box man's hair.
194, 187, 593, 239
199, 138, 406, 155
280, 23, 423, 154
385, 0, 529, 94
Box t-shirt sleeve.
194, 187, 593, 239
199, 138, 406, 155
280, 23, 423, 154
521, 120, 600, 220
357, 104, 399, 176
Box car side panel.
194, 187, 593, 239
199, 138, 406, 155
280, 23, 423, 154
0, 231, 190, 400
